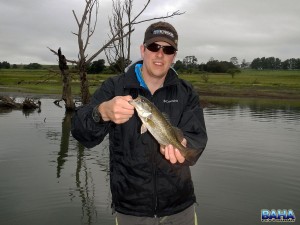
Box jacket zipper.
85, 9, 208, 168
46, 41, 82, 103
153, 140, 158, 217
149, 94, 158, 217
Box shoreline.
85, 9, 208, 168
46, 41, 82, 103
0, 91, 62, 99
199, 91, 300, 100
1, 90, 300, 109
1, 89, 299, 100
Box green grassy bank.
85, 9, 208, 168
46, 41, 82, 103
1, 69, 300, 102
182, 70, 300, 100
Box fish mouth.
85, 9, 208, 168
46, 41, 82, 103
128, 96, 142, 106
128, 99, 136, 106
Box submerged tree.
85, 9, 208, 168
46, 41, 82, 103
49, 0, 184, 106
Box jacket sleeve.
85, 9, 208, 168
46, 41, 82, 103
71, 78, 115, 148
178, 82, 208, 166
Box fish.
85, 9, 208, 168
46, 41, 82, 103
129, 95, 197, 162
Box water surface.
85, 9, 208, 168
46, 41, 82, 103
0, 98, 299, 225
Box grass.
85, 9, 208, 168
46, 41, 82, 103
0, 69, 109, 95
181, 70, 300, 99
1, 68, 300, 101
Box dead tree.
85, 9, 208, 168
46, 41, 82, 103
48, 48, 75, 111
105, 0, 133, 73
58, 48, 75, 111
49, 0, 184, 105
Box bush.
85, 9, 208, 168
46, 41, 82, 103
206, 60, 237, 73
87, 59, 105, 74
227, 68, 241, 78
0, 61, 10, 69
24, 63, 42, 69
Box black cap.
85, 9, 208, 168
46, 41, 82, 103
144, 21, 178, 50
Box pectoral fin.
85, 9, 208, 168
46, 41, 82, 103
141, 124, 148, 134
141, 111, 152, 118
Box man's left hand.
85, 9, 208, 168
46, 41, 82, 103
160, 138, 187, 164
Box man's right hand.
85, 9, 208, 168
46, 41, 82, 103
98, 95, 134, 124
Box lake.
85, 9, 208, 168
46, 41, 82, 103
0, 97, 299, 225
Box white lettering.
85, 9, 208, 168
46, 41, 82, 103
163, 99, 179, 104
153, 29, 175, 38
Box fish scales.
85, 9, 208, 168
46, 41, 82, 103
129, 95, 197, 161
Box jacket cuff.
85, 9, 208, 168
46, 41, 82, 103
92, 104, 105, 123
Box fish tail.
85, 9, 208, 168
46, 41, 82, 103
182, 147, 199, 165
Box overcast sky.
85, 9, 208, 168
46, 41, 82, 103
0, 0, 299, 65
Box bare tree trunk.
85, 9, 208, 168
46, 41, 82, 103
78, 59, 91, 105
58, 48, 75, 111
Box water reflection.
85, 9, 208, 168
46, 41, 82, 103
74, 143, 98, 225
56, 112, 72, 178
0, 107, 41, 117
206, 99, 300, 123
54, 112, 110, 225
0, 96, 41, 116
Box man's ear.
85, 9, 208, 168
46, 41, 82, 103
172, 52, 177, 64
140, 44, 145, 59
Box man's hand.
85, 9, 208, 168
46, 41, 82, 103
99, 95, 134, 124
160, 138, 187, 164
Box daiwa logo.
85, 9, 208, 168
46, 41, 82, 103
163, 99, 178, 104
153, 29, 175, 38
261, 209, 296, 222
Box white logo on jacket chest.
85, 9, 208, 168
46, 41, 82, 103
163, 99, 179, 104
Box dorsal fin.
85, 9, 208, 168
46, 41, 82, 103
161, 112, 184, 143
162, 112, 171, 123
173, 126, 184, 143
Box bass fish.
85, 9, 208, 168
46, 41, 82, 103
129, 95, 197, 162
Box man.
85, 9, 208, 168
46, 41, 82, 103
71, 21, 207, 225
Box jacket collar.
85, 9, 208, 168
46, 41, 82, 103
123, 60, 179, 89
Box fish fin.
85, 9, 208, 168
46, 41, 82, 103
162, 112, 171, 123
173, 126, 184, 143
141, 111, 152, 118
141, 124, 148, 134
182, 147, 199, 166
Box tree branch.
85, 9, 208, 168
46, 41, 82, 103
131, 10, 185, 25
47, 47, 77, 65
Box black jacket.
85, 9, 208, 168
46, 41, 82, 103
71, 61, 207, 217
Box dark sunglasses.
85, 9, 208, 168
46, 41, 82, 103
145, 43, 177, 55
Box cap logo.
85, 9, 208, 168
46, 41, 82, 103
153, 29, 175, 38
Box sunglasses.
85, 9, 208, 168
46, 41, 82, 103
145, 43, 177, 55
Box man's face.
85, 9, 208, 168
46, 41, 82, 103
140, 41, 177, 79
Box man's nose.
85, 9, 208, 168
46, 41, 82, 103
156, 48, 164, 57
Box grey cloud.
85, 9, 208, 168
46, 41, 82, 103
0, 0, 299, 64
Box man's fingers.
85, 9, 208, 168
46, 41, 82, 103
104, 96, 135, 124
160, 145, 165, 155
122, 95, 133, 102
120, 95, 134, 110
175, 149, 185, 163
165, 145, 170, 160
167, 145, 177, 164
160, 144, 185, 164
